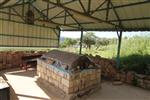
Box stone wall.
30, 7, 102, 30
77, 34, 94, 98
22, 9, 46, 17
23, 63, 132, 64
89, 55, 117, 80
37, 59, 101, 95
0, 51, 45, 70
118, 71, 150, 90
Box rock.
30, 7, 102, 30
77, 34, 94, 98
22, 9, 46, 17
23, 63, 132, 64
120, 72, 126, 82
135, 74, 146, 79
126, 71, 135, 84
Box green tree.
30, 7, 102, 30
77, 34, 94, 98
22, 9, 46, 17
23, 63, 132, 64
95, 38, 110, 49
60, 38, 77, 48
83, 32, 96, 49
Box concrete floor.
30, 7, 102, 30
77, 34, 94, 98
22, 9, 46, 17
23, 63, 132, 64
0, 68, 150, 100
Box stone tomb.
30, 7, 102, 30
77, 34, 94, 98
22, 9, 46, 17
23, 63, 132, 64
37, 50, 101, 99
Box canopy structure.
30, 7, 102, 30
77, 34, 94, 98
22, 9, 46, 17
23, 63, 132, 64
0, 0, 149, 31
0, 0, 150, 68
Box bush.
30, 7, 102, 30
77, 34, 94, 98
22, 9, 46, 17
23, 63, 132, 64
120, 54, 150, 75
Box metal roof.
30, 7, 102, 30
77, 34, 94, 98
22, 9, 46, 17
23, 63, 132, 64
0, 0, 150, 31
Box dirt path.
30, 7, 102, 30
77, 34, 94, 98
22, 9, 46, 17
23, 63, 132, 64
87, 81, 150, 100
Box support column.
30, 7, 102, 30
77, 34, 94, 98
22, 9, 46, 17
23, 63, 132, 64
116, 30, 122, 69
79, 29, 83, 54
56, 27, 61, 48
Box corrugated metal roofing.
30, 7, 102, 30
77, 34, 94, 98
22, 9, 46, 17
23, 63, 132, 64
0, 0, 150, 31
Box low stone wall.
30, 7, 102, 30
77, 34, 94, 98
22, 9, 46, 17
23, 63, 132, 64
118, 71, 150, 90
37, 59, 101, 97
0, 51, 45, 70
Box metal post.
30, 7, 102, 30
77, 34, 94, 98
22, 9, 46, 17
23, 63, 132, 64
58, 29, 61, 48
116, 30, 122, 69
79, 29, 83, 54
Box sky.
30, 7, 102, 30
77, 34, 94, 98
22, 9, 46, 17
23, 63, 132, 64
60, 31, 150, 39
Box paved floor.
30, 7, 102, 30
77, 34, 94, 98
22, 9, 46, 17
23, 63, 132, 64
0, 68, 150, 100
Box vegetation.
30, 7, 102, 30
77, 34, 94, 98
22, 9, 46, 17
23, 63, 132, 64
83, 32, 96, 49
60, 38, 77, 48
60, 33, 150, 74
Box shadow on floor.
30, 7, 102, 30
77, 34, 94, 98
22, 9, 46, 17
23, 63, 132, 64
8, 82, 19, 100
16, 93, 50, 100
2, 68, 37, 78
35, 78, 65, 100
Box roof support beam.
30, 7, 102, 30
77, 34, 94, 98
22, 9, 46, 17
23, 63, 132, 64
66, 10, 82, 28
46, 3, 49, 20
106, 0, 110, 21
31, 4, 79, 29
87, 0, 91, 13
41, 0, 78, 12
0, 0, 10, 6
79, 0, 86, 13
0, 1, 31, 9
64, 10, 67, 25
111, 17, 150, 22
67, 17, 150, 25
43, 0, 119, 28
12, 8, 25, 22
8, 7, 11, 20
22, 0, 25, 17
91, 0, 150, 13
51, 14, 70, 19
91, 0, 107, 15
109, 0, 123, 29
49, 10, 64, 20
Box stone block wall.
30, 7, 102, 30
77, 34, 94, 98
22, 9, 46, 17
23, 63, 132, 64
0, 51, 45, 70
37, 59, 101, 94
